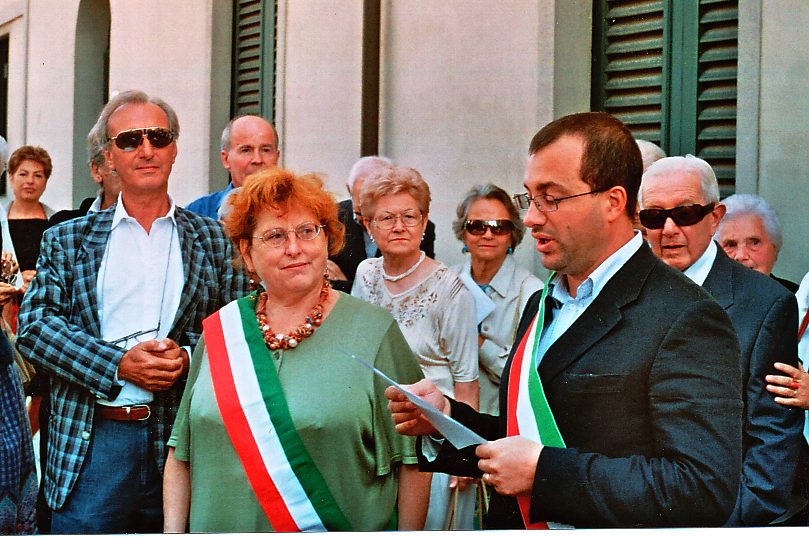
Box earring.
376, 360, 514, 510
462, 245, 469, 253
508, 247, 513, 254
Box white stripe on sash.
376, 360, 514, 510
218, 302, 326, 531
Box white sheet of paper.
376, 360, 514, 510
341, 349, 487, 449
457, 271, 496, 324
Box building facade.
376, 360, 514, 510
0, 0, 807, 280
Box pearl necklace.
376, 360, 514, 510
255, 278, 330, 350
382, 251, 426, 282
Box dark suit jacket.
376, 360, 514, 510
421, 243, 743, 527
771, 274, 799, 294
702, 246, 804, 526
328, 199, 435, 292
48, 196, 96, 227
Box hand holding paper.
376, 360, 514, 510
385, 379, 446, 436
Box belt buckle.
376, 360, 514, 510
128, 405, 151, 421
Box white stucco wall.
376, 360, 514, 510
738, 0, 809, 283
275, 0, 364, 197
0, 0, 229, 211
107, 0, 228, 206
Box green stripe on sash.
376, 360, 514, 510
236, 295, 352, 531
527, 273, 565, 449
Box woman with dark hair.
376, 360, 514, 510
4, 146, 54, 277
163, 168, 429, 532
451, 184, 542, 415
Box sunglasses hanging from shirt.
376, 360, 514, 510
111, 127, 175, 151
638, 203, 715, 230
463, 219, 515, 236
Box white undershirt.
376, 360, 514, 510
96, 196, 184, 406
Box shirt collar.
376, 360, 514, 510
550, 231, 644, 304
683, 239, 717, 286
111, 194, 177, 230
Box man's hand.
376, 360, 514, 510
325, 260, 347, 281
385, 379, 447, 436
118, 339, 185, 392
476, 436, 543, 496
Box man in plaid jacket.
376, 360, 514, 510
16, 91, 251, 533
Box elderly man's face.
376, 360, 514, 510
222, 116, 279, 188
717, 215, 778, 275
105, 102, 177, 196
641, 170, 724, 272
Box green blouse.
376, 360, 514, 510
169, 293, 424, 532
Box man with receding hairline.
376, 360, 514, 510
386, 112, 743, 528
186, 114, 280, 219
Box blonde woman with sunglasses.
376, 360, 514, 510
451, 184, 542, 417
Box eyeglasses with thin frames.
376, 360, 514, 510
513, 189, 607, 212
372, 212, 423, 230
253, 222, 324, 248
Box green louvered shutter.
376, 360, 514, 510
592, 0, 668, 146
592, 0, 738, 194
696, 0, 738, 196
232, 0, 277, 118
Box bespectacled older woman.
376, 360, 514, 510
451, 184, 542, 416
163, 168, 429, 532
351, 165, 479, 530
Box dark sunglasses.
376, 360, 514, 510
638, 203, 715, 229
464, 219, 515, 236
111, 127, 175, 151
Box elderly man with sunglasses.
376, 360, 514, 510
15, 90, 251, 533
639, 155, 804, 526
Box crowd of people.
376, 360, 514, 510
0, 91, 808, 533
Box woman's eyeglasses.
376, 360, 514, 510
111, 128, 176, 151
372, 213, 423, 230
638, 203, 715, 229
254, 222, 324, 248
463, 219, 515, 236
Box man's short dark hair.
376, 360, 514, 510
528, 112, 643, 217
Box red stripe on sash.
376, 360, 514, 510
204, 313, 300, 532
506, 315, 550, 529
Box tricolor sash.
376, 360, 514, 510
506, 274, 566, 529
203, 294, 352, 532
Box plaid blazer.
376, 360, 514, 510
16, 203, 252, 509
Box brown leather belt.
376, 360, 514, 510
95, 404, 151, 421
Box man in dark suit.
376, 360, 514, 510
639, 155, 804, 526
327, 156, 435, 292
16, 91, 252, 533
386, 112, 743, 527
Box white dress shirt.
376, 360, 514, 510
682, 239, 717, 286
97, 197, 184, 406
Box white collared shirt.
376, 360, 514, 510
97, 196, 184, 406
682, 239, 717, 286
88, 195, 104, 213
536, 232, 644, 366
